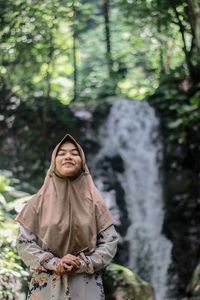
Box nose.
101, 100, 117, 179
64, 152, 72, 160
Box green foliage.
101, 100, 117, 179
0, 0, 79, 103
149, 70, 200, 176
1, 0, 199, 105
0, 170, 30, 299
0, 79, 85, 188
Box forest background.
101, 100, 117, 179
0, 0, 200, 299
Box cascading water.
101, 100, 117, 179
90, 98, 172, 300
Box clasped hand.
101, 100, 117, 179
55, 254, 81, 275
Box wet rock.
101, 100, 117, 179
103, 263, 156, 300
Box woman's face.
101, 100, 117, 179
55, 142, 82, 177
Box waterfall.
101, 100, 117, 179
90, 98, 172, 300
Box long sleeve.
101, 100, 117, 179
17, 225, 60, 272
76, 225, 119, 274
17, 224, 118, 275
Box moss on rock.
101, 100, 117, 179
103, 263, 156, 300
187, 263, 200, 297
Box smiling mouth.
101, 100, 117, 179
62, 162, 75, 167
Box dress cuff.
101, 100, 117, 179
75, 252, 94, 274
42, 257, 61, 271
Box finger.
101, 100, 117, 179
68, 261, 80, 269
55, 265, 62, 275
62, 258, 80, 268
55, 269, 61, 275
79, 254, 89, 265
62, 263, 73, 271
61, 265, 67, 273
81, 256, 87, 264
64, 254, 81, 264
71, 257, 81, 266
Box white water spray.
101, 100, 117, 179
92, 98, 172, 300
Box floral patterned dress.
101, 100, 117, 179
17, 225, 118, 300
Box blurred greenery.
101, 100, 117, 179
0, 170, 31, 299
1, 0, 199, 103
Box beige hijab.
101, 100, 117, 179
16, 134, 113, 258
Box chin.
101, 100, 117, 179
60, 167, 80, 178
64, 170, 78, 177
61, 171, 73, 177
62, 168, 74, 175
67, 173, 75, 177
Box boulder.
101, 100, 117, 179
103, 263, 156, 300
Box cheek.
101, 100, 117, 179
76, 158, 82, 169
55, 157, 61, 169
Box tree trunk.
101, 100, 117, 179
72, 0, 78, 102
171, 4, 194, 77
156, 0, 170, 74
103, 0, 113, 78
188, 0, 200, 52
42, 32, 54, 170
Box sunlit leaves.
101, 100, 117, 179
0, 0, 76, 102
0, 170, 31, 299
1, 0, 197, 102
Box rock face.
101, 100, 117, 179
103, 263, 156, 300
149, 91, 200, 298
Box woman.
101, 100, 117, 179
16, 134, 118, 300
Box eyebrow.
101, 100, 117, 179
58, 148, 79, 152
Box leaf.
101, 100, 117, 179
178, 105, 198, 115
167, 119, 183, 129
7, 195, 32, 213
0, 194, 6, 206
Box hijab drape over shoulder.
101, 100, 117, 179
16, 134, 113, 258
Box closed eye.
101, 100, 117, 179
57, 149, 80, 156
71, 150, 80, 155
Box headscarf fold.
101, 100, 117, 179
16, 134, 113, 258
